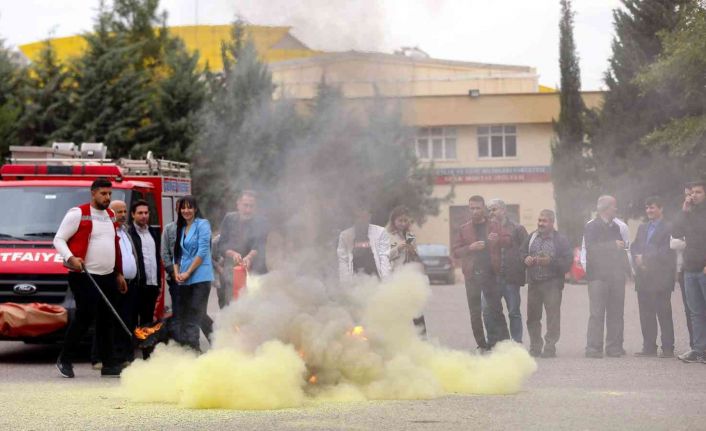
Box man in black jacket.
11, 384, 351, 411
128, 200, 162, 332
584, 195, 631, 358
631, 196, 676, 358
520, 209, 572, 358
486, 199, 528, 344
673, 181, 706, 363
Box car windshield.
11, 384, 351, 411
0, 187, 127, 240
417, 244, 449, 257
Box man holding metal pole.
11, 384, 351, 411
53, 178, 128, 378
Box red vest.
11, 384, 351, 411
66, 203, 123, 274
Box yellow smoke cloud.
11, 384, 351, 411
122, 265, 536, 409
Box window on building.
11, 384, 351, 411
415, 127, 457, 160
477, 125, 517, 158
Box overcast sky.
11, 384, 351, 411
0, 0, 621, 90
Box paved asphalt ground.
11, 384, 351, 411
1, 279, 705, 430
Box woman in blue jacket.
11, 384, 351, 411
173, 195, 213, 351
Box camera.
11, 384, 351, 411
405, 232, 416, 245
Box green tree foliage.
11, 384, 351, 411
151, 37, 206, 160
15, 40, 74, 147
60, 8, 156, 157
0, 38, 25, 161
638, 2, 706, 184
56, 0, 203, 159
552, 0, 590, 246
589, 0, 688, 217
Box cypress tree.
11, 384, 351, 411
589, 0, 688, 216
552, 0, 589, 247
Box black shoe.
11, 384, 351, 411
101, 366, 122, 378
634, 350, 657, 357
529, 349, 541, 358
56, 358, 74, 378
605, 349, 625, 358
585, 350, 603, 359
678, 350, 705, 363
541, 349, 557, 358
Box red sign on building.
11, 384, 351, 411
435, 166, 551, 185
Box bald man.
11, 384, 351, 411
584, 195, 631, 358
109, 200, 139, 364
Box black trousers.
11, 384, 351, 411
637, 288, 674, 352
464, 272, 509, 349
61, 271, 119, 367
168, 279, 212, 341
175, 282, 211, 351
527, 278, 563, 354
586, 278, 625, 355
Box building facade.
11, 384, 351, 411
268, 51, 603, 248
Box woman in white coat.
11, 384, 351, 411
337, 205, 391, 282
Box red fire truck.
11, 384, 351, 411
0, 144, 191, 341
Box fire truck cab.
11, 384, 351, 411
0, 143, 190, 341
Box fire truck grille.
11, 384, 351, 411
0, 274, 68, 304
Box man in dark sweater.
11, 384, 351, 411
521, 210, 572, 358
584, 195, 631, 358
215, 191, 268, 308
673, 181, 706, 363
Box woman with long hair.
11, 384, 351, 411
173, 195, 213, 351
386, 205, 426, 335
386, 205, 420, 270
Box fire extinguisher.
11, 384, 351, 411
232, 264, 247, 301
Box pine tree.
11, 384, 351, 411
552, 0, 590, 246
589, 0, 688, 217
0, 38, 25, 160
191, 19, 282, 221
637, 3, 706, 186
59, 7, 156, 157
150, 37, 206, 160
15, 40, 74, 147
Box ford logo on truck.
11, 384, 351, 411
13, 283, 38, 295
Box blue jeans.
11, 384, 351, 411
483, 277, 522, 343
684, 271, 706, 352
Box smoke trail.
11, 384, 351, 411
121, 265, 536, 409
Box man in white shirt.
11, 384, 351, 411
53, 178, 127, 378
127, 200, 162, 337
109, 200, 139, 365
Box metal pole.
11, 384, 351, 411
82, 267, 132, 338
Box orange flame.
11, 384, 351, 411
346, 325, 368, 341
308, 374, 318, 384
134, 322, 163, 340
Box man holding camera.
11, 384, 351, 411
673, 181, 706, 363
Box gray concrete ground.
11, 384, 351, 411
1, 280, 705, 430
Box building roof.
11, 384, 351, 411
18, 25, 320, 70
268, 50, 536, 75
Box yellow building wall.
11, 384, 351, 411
19, 25, 320, 70
271, 57, 539, 99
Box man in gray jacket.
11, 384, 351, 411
521, 209, 573, 358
